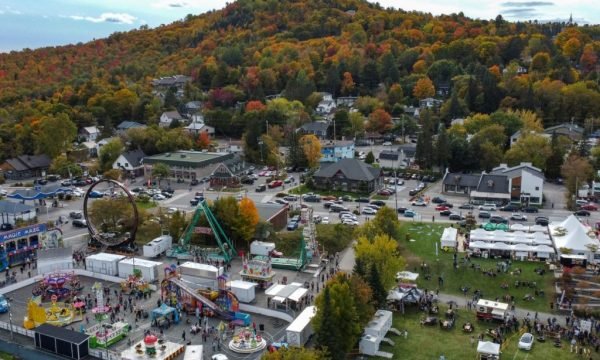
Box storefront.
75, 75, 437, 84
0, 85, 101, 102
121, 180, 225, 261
0, 223, 46, 268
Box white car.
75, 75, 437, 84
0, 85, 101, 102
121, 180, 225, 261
167, 207, 178, 214
510, 213, 528, 221
362, 207, 377, 215
153, 194, 166, 201
212, 355, 229, 360
321, 216, 329, 224
479, 203, 497, 211
341, 214, 358, 221
411, 200, 427, 207
274, 199, 289, 205
518, 333, 534, 351
383, 141, 392, 146
342, 219, 359, 226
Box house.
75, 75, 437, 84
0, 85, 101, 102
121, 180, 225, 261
0, 154, 52, 180
0, 200, 36, 225
336, 97, 358, 107
442, 173, 481, 196
79, 126, 100, 142
316, 93, 336, 115
159, 111, 185, 128
312, 158, 383, 193
491, 162, 544, 205
298, 121, 330, 139
112, 149, 146, 177
320, 140, 355, 163
403, 105, 420, 118
470, 174, 511, 205
436, 82, 451, 97
510, 123, 584, 146
96, 137, 119, 155
152, 75, 192, 91
116, 121, 146, 135
185, 115, 215, 137
255, 203, 289, 231
184, 101, 203, 115
418, 98, 443, 110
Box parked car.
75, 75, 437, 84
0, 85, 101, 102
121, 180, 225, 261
255, 184, 267, 192
518, 333, 534, 351
190, 199, 199, 206
190, 179, 199, 186
535, 216, 549, 226
341, 219, 359, 226
478, 203, 497, 211
440, 202, 453, 208
439, 209, 452, 216
274, 199, 289, 205
490, 215, 508, 224
72, 219, 87, 228
286, 221, 299, 231
581, 204, 598, 211
268, 180, 283, 188
435, 205, 449, 211
478, 211, 491, 219
510, 213, 528, 221
88, 190, 104, 198
362, 207, 377, 215
404, 209, 417, 218
340, 195, 354, 202
574, 210, 591, 217
576, 199, 589, 206
408, 189, 420, 196
522, 206, 539, 213
411, 200, 427, 207
431, 197, 446, 204
0, 294, 8, 313
283, 195, 298, 202
69, 211, 83, 219
458, 203, 474, 210
356, 197, 370, 203
397, 207, 407, 214
153, 194, 166, 201
378, 189, 392, 196
241, 177, 255, 185
303, 194, 321, 202
330, 204, 349, 213
370, 200, 386, 207
321, 216, 330, 224
500, 204, 521, 212
448, 213, 464, 221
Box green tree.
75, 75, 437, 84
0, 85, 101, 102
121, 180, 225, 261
368, 265, 387, 309
546, 132, 566, 179
98, 138, 124, 173
479, 141, 504, 172
415, 110, 434, 168
354, 233, 404, 290
35, 113, 77, 159
379, 52, 400, 85
152, 163, 170, 187
89, 197, 135, 234
435, 124, 450, 169
364, 151, 375, 164
561, 154, 594, 207
284, 70, 316, 103
348, 112, 366, 138
50, 155, 82, 179
504, 133, 551, 170
168, 211, 187, 242
261, 347, 328, 360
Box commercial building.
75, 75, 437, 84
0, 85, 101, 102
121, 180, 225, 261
491, 162, 544, 205
0, 154, 51, 180
312, 158, 383, 193
320, 140, 355, 163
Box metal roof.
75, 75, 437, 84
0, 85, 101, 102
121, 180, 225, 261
314, 158, 381, 182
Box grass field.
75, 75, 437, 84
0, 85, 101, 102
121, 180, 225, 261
397, 222, 556, 313
377, 307, 575, 360
288, 184, 369, 198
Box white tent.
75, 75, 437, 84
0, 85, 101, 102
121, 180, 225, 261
441, 227, 458, 248
491, 242, 511, 251
510, 223, 528, 231
533, 245, 555, 253
513, 243, 533, 252
550, 215, 600, 261
477, 341, 500, 357
469, 241, 492, 249
530, 225, 548, 233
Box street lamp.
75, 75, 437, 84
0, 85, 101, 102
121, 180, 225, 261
7, 297, 14, 340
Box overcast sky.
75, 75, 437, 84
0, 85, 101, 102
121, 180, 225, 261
0, 0, 596, 52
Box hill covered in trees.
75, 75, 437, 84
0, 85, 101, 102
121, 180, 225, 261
0, 0, 598, 166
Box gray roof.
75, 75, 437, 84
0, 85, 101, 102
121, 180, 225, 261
0, 200, 34, 214
162, 111, 183, 120
117, 121, 145, 130
314, 158, 381, 182
5, 154, 51, 171
398, 144, 416, 157
321, 140, 354, 149
255, 203, 287, 222
476, 174, 510, 194
545, 123, 584, 135
121, 149, 146, 167
300, 121, 329, 133
491, 163, 543, 179
442, 173, 480, 187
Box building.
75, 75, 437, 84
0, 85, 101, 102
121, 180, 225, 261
470, 174, 511, 204
0, 154, 51, 180
320, 140, 355, 163
336, 97, 357, 107
510, 123, 584, 146
312, 158, 383, 193
113, 149, 146, 177
316, 93, 336, 115
298, 121, 330, 139
79, 126, 100, 142
184, 101, 203, 115
185, 115, 215, 137
142, 151, 245, 184
116, 121, 146, 135
442, 173, 480, 196
0, 223, 46, 267
491, 162, 544, 205
255, 203, 289, 231
152, 75, 192, 91
0, 200, 36, 225
418, 97, 443, 110
159, 111, 185, 128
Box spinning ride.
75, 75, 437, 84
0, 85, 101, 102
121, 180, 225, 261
228, 327, 267, 354
32, 272, 81, 301
23, 294, 83, 329
87, 282, 129, 348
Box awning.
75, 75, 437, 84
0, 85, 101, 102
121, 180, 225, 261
477, 341, 500, 355
272, 296, 286, 303
8, 184, 72, 201
470, 191, 511, 200
288, 288, 308, 302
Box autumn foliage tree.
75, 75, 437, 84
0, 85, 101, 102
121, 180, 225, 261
238, 197, 260, 247
300, 134, 322, 168
413, 77, 435, 99
366, 108, 392, 134
196, 132, 211, 150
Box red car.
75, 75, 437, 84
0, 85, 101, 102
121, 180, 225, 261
435, 205, 449, 211
268, 180, 283, 188
581, 204, 598, 211
378, 189, 392, 196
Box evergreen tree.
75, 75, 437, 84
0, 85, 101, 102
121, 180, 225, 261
368, 265, 387, 309
324, 64, 341, 97
284, 70, 316, 103
315, 287, 337, 354
415, 110, 434, 168
353, 256, 367, 279
379, 52, 400, 85
466, 75, 479, 112
365, 151, 375, 164
545, 132, 564, 179
361, 61, 380, 90
435, 124, 450, 169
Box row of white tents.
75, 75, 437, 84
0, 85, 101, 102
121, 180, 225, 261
549, 215, 600, 262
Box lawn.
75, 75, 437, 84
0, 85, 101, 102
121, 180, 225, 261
288, 184, 369, 198
135, 199, 158, 210
397, 222, 556, 313
377, 307, 573, 360
0, 352, 16, 360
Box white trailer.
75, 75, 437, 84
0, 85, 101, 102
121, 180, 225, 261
118, 258, 162, 282
183, 345, 203, 360
250, 241, 276, 257
179, 262, 223, 279
286, 306, 316, 346
85, 253, 126, 276
143, 235, 172, 258
229, 280, 257, 303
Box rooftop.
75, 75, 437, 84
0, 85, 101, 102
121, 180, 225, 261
314, 158, 381, 182
0, 200, 34, 214
143, 151, 232, 167
255, 203, 287, 222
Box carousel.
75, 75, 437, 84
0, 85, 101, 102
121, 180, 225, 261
228, 327, 267, 354
120, 333, 184, 360
32, 272, 82, 301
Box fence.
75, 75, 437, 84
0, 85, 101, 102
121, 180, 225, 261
0, 320, 35, 338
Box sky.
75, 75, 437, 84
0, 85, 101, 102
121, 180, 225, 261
0, 0, 597, 52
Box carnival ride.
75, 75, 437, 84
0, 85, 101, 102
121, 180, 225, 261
32, 272, 82, 301
23, 294, 83, 329
161, 265, 250, 325
228, 327, 267, 354
239, 255, 276, 289
167, 199, 236, 262
271, 233, 307, 271
86, 282, 130, 348
83, 179, 139, 254
120, 270, 152, 296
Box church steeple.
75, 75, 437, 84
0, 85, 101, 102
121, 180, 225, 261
568, 13, 573, 25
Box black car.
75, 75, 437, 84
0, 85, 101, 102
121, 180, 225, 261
255, 184, 266, 192
397, 207, 407, 214
440, 209, 452, 216
190, 198, 199, 206
74, 180, 88, 186
490, 216, 508, 224
458, 203, 474, 210
522, 206, 539, 213
370, 200, 386, 207
535, 216, 549, 226
72, 219, 87, 228
303, 195, 321, 202
478, 211, 491, 219
36, 178, 48, 185
432, 197, 446, 204
241, 177, 255, 185
69, 211, 83, 219
500, 204, 520, 212
190, 179, 199, 186
449, 214, 464, 221
574, 210, 591, 217
408, 189, 420, 196
341, 195, 354, 202
356, 197, 370, 203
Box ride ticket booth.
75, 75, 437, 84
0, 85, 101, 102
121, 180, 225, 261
476, 299, 509, 321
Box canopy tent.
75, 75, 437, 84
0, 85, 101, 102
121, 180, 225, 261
477, 341, 500, 357
513, 243, 532, 252
533, 245, 555, 253
8, 184, 71, 201
510, 223, 528, 231
440, 227, 458, 248
396, 271, 419, 282
550, 215, 600, 261
151, 303, 179, 323
530, 225, 549, 233
469, 241, 492, 249
491, 242, 511, 251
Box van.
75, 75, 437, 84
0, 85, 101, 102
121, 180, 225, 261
479, 203, 497, 211
255, 184, 267, 192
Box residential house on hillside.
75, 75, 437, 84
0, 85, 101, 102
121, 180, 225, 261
0, 154, 51, 179
113, 149, 146, 178
510, 123, 584, 146
491, 162, 544, 205
96, 137, 118, 155
159, 111, 185, 128
298, 121, 330, 139
79, 126, 100, 142
320, 140, 355, 163
312, 158, 383, 193
116, 121, 146, 135
316, 93, 336, 115
419, 98, 443, 111
185, 115, 215, 137
152, 75, 191, 90
336, 97, 358, 107
184, 101, 203, 115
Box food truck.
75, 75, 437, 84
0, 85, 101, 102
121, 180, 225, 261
476, 299, 509, 321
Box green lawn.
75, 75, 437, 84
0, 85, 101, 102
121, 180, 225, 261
371, 194, 390, 200
135, 200, 158, 210
377, 307, 573, 360
288, 184, 369, 198
0, 352, 17, 360
398, 222, 555, 313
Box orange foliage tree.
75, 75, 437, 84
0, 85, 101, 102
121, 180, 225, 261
366, 109, 392, 134
413, 77, 435, 99
196, 132, 211, 150
238, 197, 260, 247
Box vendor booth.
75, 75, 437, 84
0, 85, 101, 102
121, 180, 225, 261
151, 303, 180, 328
34, 323, 89, 360
476, 299, 508, 321
477, 341, 500, 359
440, 227, 458, 250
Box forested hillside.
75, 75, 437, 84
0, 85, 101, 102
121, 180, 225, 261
0, 0, 598, 169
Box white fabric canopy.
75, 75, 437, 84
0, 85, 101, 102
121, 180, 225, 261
492, 242, 511, 251
510, 224, 528, 231
469, 241, 491, 249
477, 341, 500, 355
551, 215, 600, 253
441, 227, 458, 247
533, 245, 555, 253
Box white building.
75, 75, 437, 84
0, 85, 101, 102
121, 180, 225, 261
316, 93, 336, 115
185, 115, 215, 137
113, 149, 146, 177
159, 111, 185, 128
79, 126, 100, 142
491, 162, 544, 205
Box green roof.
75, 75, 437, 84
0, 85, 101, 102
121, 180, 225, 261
143, 151, 233, 168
